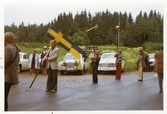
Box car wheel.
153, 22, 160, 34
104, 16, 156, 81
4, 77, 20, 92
60, 71, 64, 75
18, 64, 21, 73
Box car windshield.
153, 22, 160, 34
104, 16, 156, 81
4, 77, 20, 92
149, 54, 154, 59
65, 54, 77, 59
101, 54, 115, 59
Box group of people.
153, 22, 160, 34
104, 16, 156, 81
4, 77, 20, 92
28, 46, 48, 75
137, 48, 163, 93
88, 49, 123, 83
88, 48, 163, 94
28, 41, 59, 93
4, 31, 163, 111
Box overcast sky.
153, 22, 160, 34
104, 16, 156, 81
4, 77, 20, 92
4, 0, 164, 26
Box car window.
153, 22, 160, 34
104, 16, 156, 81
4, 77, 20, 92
23, 54, 27, 59
19, 54, 22, 59
26, 55, 29, 59
65, 54, 77, 59
101, 54, 115, 59
149, 54, 154, 59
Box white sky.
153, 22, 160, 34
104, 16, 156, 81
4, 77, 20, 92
3, 0, 164, 26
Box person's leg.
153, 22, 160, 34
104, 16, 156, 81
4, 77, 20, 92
94, 67, 98, 83
92, 66, 96, 83
31, 68, 35, 75
158, 73, 163, 93
118, 63, 121, 79
116, 63, 119, 79
44, 67, 47, 75
5, 82, 12, 111
42, 67, 44, 75
51, 70, 58, 91
138, 63, 143, 81
90, 63, 92, 73
46, 67, 52, 91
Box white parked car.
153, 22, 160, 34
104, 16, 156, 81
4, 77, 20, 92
98, 53, 125, 73
148, 53, 155, 71
18, 52, 29, 72
59, 53, 87, 75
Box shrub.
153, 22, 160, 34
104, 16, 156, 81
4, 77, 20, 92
142, 42, 163, 53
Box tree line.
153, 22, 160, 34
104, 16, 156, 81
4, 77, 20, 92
4, 9, 163, 47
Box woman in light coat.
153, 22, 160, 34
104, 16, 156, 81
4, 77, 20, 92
28, 50, 39, 75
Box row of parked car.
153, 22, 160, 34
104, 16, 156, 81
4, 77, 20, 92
18, 52, 155, 74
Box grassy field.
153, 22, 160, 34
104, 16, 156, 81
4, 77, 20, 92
18, 42, 143, 72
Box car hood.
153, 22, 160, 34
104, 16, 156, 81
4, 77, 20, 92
99, 58, 116, 63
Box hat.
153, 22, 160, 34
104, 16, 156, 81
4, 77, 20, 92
43, 46, 47, 49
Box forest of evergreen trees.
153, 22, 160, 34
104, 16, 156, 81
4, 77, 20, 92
4, 9, 163, 47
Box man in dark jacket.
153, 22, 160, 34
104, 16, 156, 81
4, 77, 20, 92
5, 32, 19, 111
92, 52, 100, 83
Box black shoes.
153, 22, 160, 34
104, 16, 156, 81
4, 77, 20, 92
138, 79, 143, 81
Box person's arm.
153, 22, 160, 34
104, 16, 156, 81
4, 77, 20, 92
48, 48, 60, 61
114, 52, 118, 58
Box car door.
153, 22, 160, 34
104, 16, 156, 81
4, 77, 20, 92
21, 54, 29, 70
121, 60, 125, 70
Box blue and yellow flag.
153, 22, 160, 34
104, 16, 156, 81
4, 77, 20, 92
46, 26, 86, 70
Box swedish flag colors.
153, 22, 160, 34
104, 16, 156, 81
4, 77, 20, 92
46, 26, 86, 70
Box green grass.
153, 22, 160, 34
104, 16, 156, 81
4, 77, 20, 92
18, 42, 144, 72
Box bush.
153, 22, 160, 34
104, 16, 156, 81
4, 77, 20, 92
142, 42, 163, 53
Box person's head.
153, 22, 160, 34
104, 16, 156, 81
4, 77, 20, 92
33, 50, 36, 54
4, 32, 15, 47
117, 49, 122, 54
43, 46, 47, 51
139, 49, 143, 55
50, 40, 56, 48
14, 37, 18, 43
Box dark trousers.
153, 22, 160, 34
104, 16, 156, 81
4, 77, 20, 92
158, 73, 163, 91
47, 67, 58, 91
90, 63, 92, 73
5, 82, 12, 111
116, 63, 121, 79
92, 66, 98, 83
